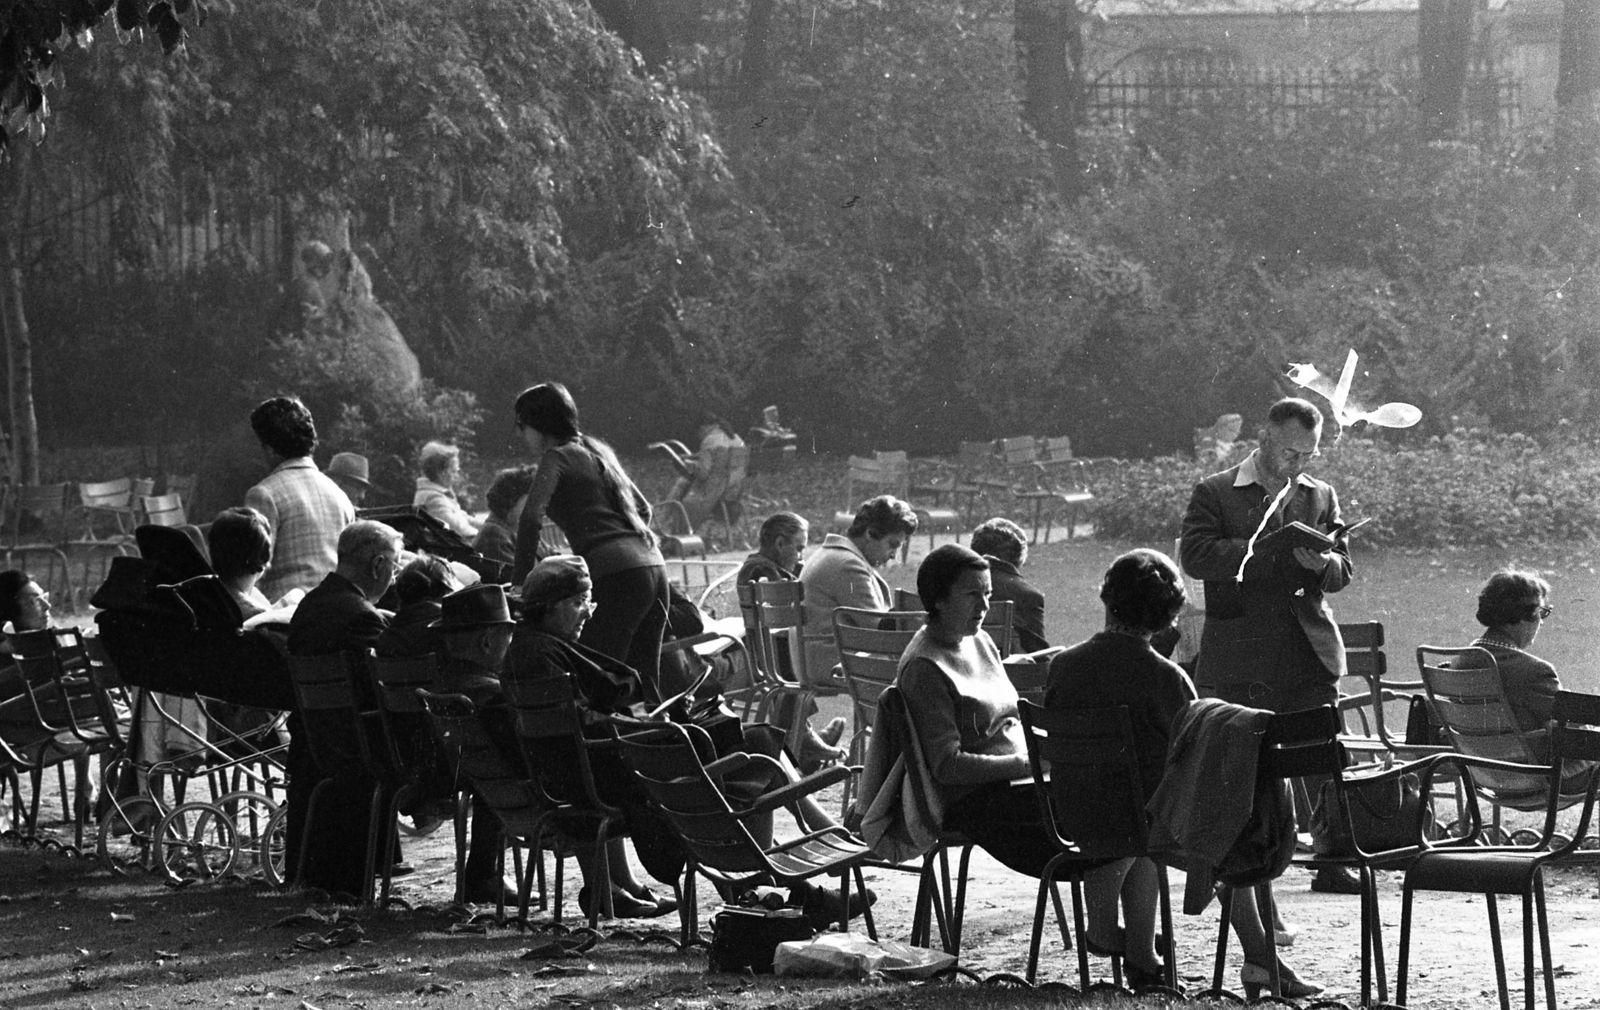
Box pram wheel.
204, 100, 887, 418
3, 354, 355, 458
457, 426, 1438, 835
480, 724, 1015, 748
212, 791, 279, 878
155, 802, 239, 885
260, 804, 290, 887
96, 796, 161, 876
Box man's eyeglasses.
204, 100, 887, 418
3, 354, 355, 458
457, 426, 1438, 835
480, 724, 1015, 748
1536, 604, 1555, 620
1279, 446, 1321, 464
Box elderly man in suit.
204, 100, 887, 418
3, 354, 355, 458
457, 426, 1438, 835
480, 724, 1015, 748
286, 519, 403, 896
1179, 396, 1358, 896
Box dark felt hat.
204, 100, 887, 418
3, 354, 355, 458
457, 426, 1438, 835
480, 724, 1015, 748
430, 583, 515, 630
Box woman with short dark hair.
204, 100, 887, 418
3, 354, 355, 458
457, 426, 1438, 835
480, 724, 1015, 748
512, 383, 669, 702
1472, 569, 1560, 739
1045, 549, 1196, 989
897, 544, 1053, 876
208, 507, 275, 618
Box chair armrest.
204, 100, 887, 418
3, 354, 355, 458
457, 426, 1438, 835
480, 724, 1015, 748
703, 752, 756, 779
736, 763, 855, 819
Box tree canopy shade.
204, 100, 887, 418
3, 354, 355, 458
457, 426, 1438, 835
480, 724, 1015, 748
0, 0, 196, 144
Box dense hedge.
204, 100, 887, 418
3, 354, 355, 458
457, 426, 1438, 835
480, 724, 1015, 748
1091, 428, 1600, 549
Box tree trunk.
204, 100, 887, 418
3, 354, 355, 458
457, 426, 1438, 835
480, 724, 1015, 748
738, 0, 774, 106
0, 147, 39, 485
1556, 0, 1600, 212
1016, 0, 1086, 200
1418, 0, 1476, 138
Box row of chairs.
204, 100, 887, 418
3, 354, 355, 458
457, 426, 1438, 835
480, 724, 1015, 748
4, 476, 194, 610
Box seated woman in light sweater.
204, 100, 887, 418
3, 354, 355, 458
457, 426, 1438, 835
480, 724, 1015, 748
414, 441, 481, 539
895, 543, 1053, 877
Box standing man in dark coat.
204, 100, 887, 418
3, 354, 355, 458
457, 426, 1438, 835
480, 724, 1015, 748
1179, 396, 1358, 895
286, 519, 403, 896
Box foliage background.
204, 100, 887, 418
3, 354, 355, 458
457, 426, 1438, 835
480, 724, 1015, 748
8, 0, 1599, 482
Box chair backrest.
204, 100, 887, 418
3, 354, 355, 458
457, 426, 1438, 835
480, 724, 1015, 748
894, 588, 923, 612
1018, 701, 1150, 859
371, 652, 444, 783
1037, 436, 1074, 467
1258, 704, 1344, 780
415, 688, 543, 839
79, 478, 133, 511
997, 436, 1040, 471
833, 607, 920, 738
10, 483, 71, 542
1006, 659, 1050, 705
164, 473, 198, 501
500, 669, 621, 814
889, 589, 1010, 655
287, 652, 375, 782
843, 454, 909, 508
750, 578, 809, 686
615, 722, 773, 877
131, 477, 156, 498
140, 494, 187, 527
1416, 646, 1543, 777
956, 440, 997, 478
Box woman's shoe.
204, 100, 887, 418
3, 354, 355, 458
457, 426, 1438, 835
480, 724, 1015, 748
578, 886, 676, 920
1241, 961, 1325, 1000
1123, 958, 1170, 992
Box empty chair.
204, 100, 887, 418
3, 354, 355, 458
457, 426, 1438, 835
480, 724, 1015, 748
4, 484, 76, 609
1397, 690, 1600, 1010
139, 494, 187, 528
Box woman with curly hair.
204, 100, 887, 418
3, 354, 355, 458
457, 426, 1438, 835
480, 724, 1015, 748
1045, 549, 1196, 990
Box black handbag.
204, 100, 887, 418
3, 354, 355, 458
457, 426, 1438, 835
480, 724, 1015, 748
1311, 771, 1425, 857
708, 907, 815, 974
1404, 694, 1447, 746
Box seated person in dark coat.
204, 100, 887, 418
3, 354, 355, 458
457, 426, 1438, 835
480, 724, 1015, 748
970, 517, 1049, 655
432, 582, 520, 904
1045, 548, 1196, 990
473, 465, 537, 568
285, 519, 403, 897
374, 555, 459, 664
735, 512, 846, 769
504, 554, 679, 919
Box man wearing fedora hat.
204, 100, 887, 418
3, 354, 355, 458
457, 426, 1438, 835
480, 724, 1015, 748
327, 452, 372, 507
433, 582, 520, 905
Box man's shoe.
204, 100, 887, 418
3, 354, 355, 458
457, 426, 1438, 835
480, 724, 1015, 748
1309, 866, 1362, 895
387, 862, 416, 879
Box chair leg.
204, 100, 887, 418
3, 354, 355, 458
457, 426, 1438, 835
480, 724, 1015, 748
1523, 889, 1536, 1010
1257, 883, 1283, 996
1397, 877, 1415, 1007
1487, 892, 1511, 1010
362, 784, 384, 906
1069, 878, 1091, 991
854, 865, 876, 940
1535, 872, 1555, 1010
1156, 865, 1175, 990
950, 844, 973, 956
1026, 869, 1054, 983
835, 867, 852, 933
1212, 884, 1232, 995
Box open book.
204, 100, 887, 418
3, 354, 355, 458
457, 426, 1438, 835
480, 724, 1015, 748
1255, 517, 1370, 559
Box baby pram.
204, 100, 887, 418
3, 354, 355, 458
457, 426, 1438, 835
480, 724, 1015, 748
92, 525, 293, 884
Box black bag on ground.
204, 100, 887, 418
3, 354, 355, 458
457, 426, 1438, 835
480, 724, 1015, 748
1310, 771, 1425, 857
708, 907, 815, 974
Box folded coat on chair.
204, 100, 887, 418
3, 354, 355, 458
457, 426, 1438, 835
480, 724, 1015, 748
1147, 697, 1296, 913
856, 688, 945, 863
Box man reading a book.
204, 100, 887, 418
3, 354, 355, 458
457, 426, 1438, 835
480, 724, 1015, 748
1179, 396, 1358, 895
